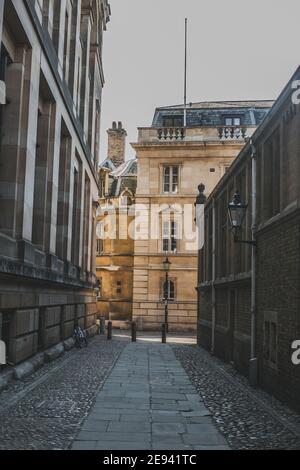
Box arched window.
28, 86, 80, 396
163, 280, 175, 301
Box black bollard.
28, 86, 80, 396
162, 323, 167, 344
131, 321, 137, 342
107, 321, 112, 340
100, 317, 106, 335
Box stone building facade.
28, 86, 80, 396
131, 101, 272, 332
0, 0, 110, 365
96, 123, 137, 326
198, 66, 300, 411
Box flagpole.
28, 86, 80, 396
184, 18, 188, 127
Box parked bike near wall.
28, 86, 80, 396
73, 324, 88, 348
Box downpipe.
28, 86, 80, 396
249, 140, 258, 387
211, 198, 216, 355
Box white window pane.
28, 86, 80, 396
163, 221, 170, 252
163, 238, 169, 252
163, 167, 170, 192
172, 167, 179, 193
171, 221, 177, 235
162, 221, 169, 237
169, 281, 175, 300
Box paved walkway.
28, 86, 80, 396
72, 342, 229, 450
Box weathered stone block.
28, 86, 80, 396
63, 320, 74, 339
85, 314, 96, 328
86, 303, 97, 315
63, 337, 75, 351
14, 360, 34, 380
45, 306, 61, 328
10, 333, 38, 365
44, 343, 64, 362
76, 304, 85, 318
64, 305, 75, 322
140, 303, 157, 309
44, 325, 61, 349
86, 325, 98, 337
13, 309, 39, 336
17, 240, 35, 265
0, 369, 14, 390
31, 352, 44, 371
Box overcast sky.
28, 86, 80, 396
100, 0, 300, 160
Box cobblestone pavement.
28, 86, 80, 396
0, 336, 126, 450
173, 344, 300, 450
72, 342, 229, 450
2, 334, 299, 451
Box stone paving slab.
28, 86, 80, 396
72, 342, 230, 451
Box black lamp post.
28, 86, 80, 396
228, 191, 256, 246
163, 256, 171, 333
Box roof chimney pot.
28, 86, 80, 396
107, 121, 127, 168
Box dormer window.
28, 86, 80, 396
225, 117, 241, 126
163, 116, 184, 128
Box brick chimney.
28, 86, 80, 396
107, 121, 127, 167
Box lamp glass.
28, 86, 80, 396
228, 193, 248, 231
163, 257, 171, 272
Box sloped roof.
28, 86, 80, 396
99, 157, 116, 171
156, 100, 274, 110
110, 158, 137, 177
152, 100, 274, 128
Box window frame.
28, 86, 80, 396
116, 280, 122, 295
162, 220, 178, 253
163, 116, 184, 128
161, 278, 176, 302
163, 165, 180, 194
224, 116, 242, 126
96, 238, 104, 256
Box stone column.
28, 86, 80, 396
0, 46, 32, 239
93, 98, 101, 169
82, 175, 91, 271
67, 140, 76, 263
22, 44, 41, 242
52, 0, 65, 76
78, 165, 85, 268
0, 0, 5, 106
56, 133, 71, 260
0, 0, 4, 41
32, 102, 55, 250
68, 0, 82, 99
44, 104, 57, 253
90, 201, 98, 275
49, 110, 61, 254
87, 49, 96, 155
79, 9, 92, 139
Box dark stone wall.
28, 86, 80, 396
197, 289, 212, 349
198, 283, 251, 376
256, 213, 300, 412
0, 279, 97, 365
